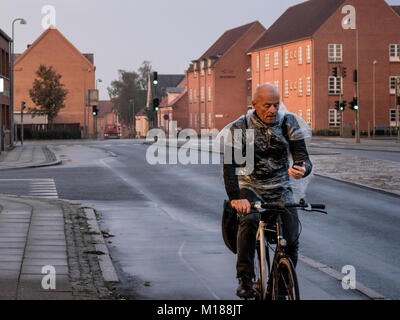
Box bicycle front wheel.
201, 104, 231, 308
272, 257, 300, 300
254, 239, 268, 300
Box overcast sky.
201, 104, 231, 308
2, 0, 399, 100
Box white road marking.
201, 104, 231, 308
178, 241, 221, 300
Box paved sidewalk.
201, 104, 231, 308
310, 137, 400, 153
0, 145, 61, 170
0, 195, 120, 300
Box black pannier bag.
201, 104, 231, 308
221, 200, 239, 254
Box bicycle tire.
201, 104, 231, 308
254, 239, 268, 300
272, 257, 300, 300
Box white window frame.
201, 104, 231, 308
274, 80, 279, 90
328, 76, 342, 95
200, 113, 205, 128
200, 87, 205, 102
194, 88, 197, 102
307, 109, 311, 125
306, 77, 311, 96
298, 110, 303, 118
328, 44, 342, 62
284, 50, 289, 67
274, 52, 279, 69
194, 113, 198, 127
328, 109, 341, 127
189, 89, 193, 103
256, 55, 260, 72
298, 46, 303, 65
208, 113, 212, 128
389, 76, 399, 94
389, 44, 400, 62
265, 53, 270, 70
390, 109, 400, 126
284, 80, 289, 97
298, 78, 303, 96
306, 45, 311, 63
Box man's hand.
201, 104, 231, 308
288, 162, 306, 180
230, 199, 251, 214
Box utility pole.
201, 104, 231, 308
372, 60, 377, 138
396, 78, 400, 142
20, 101, 26, 145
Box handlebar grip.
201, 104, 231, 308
311, 204, 325, 210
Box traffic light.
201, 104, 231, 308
152, 72, 158, 85
92, 105, 98, 116
335, 101, 340, 111
332, 67, 338, 77
350, 98, 359, 110
21, 101, 26, 111
153, 98, 160, 111
340, 100, 346, 111
342, 67, 347, 78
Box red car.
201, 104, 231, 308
104, 124, 121, 139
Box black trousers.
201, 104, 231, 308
236, 188, 300, 279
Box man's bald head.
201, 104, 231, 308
252, 83, 281, 124
253, 83, 280, 102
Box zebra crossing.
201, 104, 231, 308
28, 179, 59, 199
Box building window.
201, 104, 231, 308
298, 46, 303, 65
200, 113, 205, 128
194, 113, 198, 128
328, 109, 341, 127
307, 109, 311, 125
306, 77, 311, 96
284, 50, 289, 67
200, 87, 205, 102
194, 88, 197, 102
306, 45, 311, 63
194, 71, 197, 78
274, 80, 279, 90
290, 50, 293, 59
389, 44, 400, 62
274, 52, 279, 69
328, 76, 342, 95
284, 80, 289, 97
298, 78, 303, 96
390, 109, 400, 125
189, 89, 193, 103
200, 61, 205, 76
208, 113, 212, 128
208, 86, 212, 101
328, 44, 342, 62
389, 76, 400, 94
256, 55, 260, 72
265, 53, 270, 70
208, 68, 211, 75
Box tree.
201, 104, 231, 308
107, 61, 152, 128
29, 64, 68, 126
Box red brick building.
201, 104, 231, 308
187, 21, 266, 132
158, 77, 188, 134
249, 0, 400, 133
13, 26, 96, 136
0, 28, 11, 150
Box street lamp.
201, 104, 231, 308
372, 60, 377, 138
10, 18, 27, 145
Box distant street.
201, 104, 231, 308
0, 139, 399, 299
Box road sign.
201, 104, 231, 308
163, 114, 169, 120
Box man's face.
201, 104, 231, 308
252, 87, 280, 124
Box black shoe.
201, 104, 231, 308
236, 275, 255, 299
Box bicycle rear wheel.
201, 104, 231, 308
253, 239, 268, 300
272, 257, 300, 300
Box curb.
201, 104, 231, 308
83, 208, 119, 283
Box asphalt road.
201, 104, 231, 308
1, 140, 399, 299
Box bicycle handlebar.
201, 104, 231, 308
251, 199, 327, 214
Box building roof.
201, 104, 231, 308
391, 5, 400, 16
0, 28, 11, 42
97, 100, 114, 117
14, 27, 95, 68
166, 87, 185, 94
249, 0, 346, 52
198, 21, 262, 60
153, 74, 185, 99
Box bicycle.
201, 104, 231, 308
249, 199, 327, 300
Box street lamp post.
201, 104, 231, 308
372, 60, 377, 138
10, 18, 27, 146
94, 79, 102, 138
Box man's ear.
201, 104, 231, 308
252, 100, 256, 108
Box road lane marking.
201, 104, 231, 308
178, 241, 220, 300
